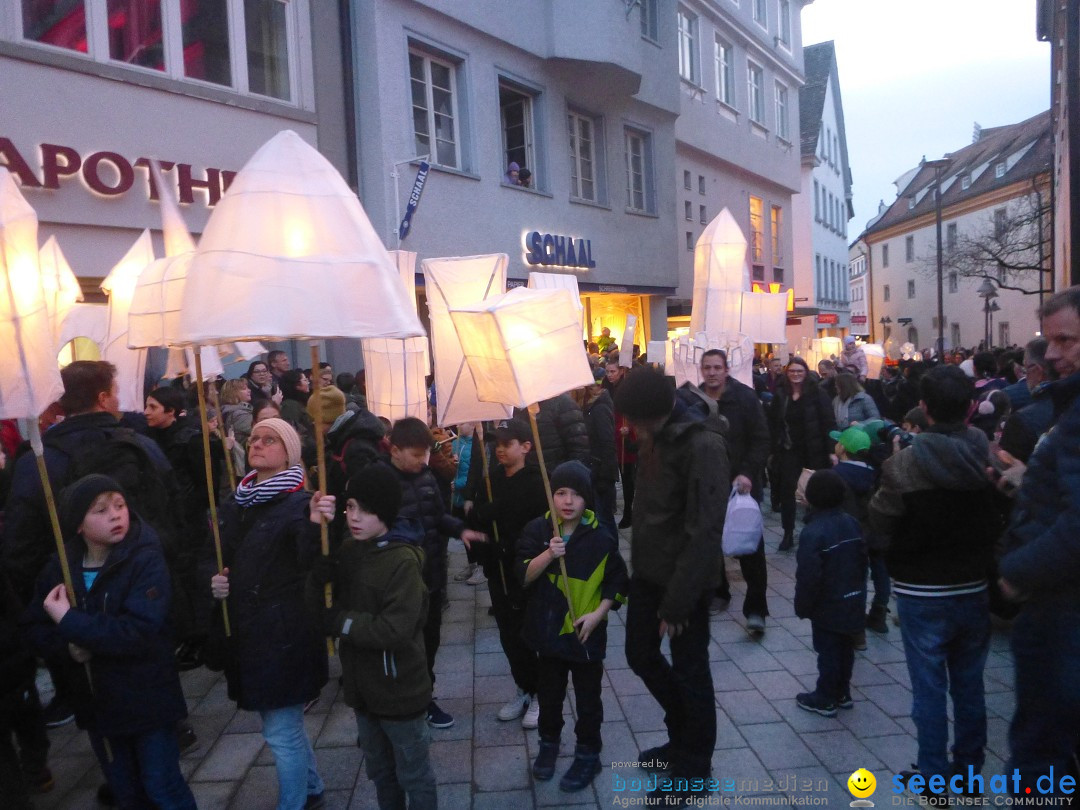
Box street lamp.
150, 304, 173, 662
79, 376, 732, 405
922, 157, 951, 357
977, 277, 998, 349
878, 315, 892, 344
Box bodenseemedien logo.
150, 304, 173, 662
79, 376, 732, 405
848, 768, 877, 807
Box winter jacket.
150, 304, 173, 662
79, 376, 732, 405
687, 379, 769, 500
516, 511, 628, 662
2, 411, 175, 604
22, 517, 188, 736
222, 402, 254, 473
211, 491, 328, 711
833, 391, 880, 429
579, 388, 618, 487
630, 394, 729, 623
451, 435, 473, 509
323, 521, 431, 718
869, 423, 1002, 597
470, 464, 549, 596
794, 508, 867, 633
998, 383, 1055, 464
832, 460, 884, 551
840, 346, 869, 379
0, 570, 35, 707
999, 371, 1080, 606
769, 385, 836, 470
383, 460, 465, 594
514, 394, 590, 475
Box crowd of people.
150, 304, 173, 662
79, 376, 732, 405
0, 288, 1078, 809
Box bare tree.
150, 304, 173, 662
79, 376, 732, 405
918, 190, 1051, 295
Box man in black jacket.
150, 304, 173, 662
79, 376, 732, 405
869, 365, 1000, 795
698, 350, 771, 637
514, 394, 590, 476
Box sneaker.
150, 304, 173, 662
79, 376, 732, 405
778, 530, 795, 552
532, 739, 559, 781
745, 614, 766, 638
709, 596, 731, 616
796, 691, 837, 717
466, 567, 487, 586
42, 697, 74, 728
453, 563, 476, 582
427, 701, 455, 729
638, 743, 671, 773
617, 514, 633, 529
304, 793, 326, 810
866, 605, 889, 634
497, 689, 529, 721
303, 698, 320, 714
559, 747, 601, 793
837, 693, 854, 710
174, 640, 202, 671
176, 721, 198, 754
853, 630, 867, 651
521, 696, 540, 729
23, 767, 54, 794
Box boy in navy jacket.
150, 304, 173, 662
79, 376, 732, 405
23, 475, 194, 809
794, 469, 867, 717
517, 461, 628, 793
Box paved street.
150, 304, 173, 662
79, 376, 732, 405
34, 501, 1016, 809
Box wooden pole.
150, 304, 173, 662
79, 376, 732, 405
525, 403, 577, 625
476, 424, 508, 595
309, 344, 336, 658
207, 381, 237, 492
194, 350, 230, 636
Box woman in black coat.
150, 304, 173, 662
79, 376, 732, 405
768, 357, 837, 550
208, 418, 327, 810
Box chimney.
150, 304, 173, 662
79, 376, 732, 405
972, 122, 983, 143
878, 199, 886, 214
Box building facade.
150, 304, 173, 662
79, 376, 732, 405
669, 0, 808, 332
847, 238, 870, 338
860, 112, 1052, 356
348, 0, 683, 348
789, 40, 852, 345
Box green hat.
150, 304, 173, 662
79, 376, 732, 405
829, 426, 871, 455
856, 419, 887, 446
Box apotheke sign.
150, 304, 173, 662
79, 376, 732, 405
0, 137, 237, 207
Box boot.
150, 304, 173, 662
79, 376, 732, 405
532, 738, 559, 781
559, 745, 601, 792
866, 604, 889, 634
778, 529, 794, 552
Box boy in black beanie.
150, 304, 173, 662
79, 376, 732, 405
516, 460, 628, 793
311, 463, 437, 810
793, 469, 867, 717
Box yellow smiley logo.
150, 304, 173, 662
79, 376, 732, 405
847, 768, 876, 798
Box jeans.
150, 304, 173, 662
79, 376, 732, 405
488, 575, 538, 696
1009, 602, 1080, 795
536, 655, 604, 751
812, 625, 854, 703
620, 462, 636, 518
625, 576, 715, 778
594, 479, 617, 533
89, 725, 196, 810
717, 537, 769, 618
422, 588, 444, 688
897, 592, 990, 782
868, 550, 891, 608
354, 710, 436, 810
776, 450, 810, 533
259, 704, 324, 810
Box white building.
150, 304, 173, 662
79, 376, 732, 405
848, 238, 870, 337
861, 111, 1051, 355
789, 40, 853, 345
669, 0, 810, 332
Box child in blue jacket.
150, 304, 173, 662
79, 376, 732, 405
24, 475, 194, 809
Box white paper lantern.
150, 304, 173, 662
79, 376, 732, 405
618, 315, 637, 368
647, 340, 668, 364
690, 209, 749, 337
862, 344, 886, 380
422, 254, 512, 425
361, 338, 429, 422
177, 130, 424, 345
449, 287, 594, 410
527, 271, 584, 314
38, 236, 83, 347
739, 292, 788, 344
101, 231, 155, 411
0, 168, 64, 420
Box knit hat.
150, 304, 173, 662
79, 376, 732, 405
344, 463, 402, 530
805, 469, 847, 510
306, 384, 346, 431
828, 426, 871, 455
59, 474, 126, 539
550, 460, 594, 508
613, 367, 675, 421
252, 417, 302, 467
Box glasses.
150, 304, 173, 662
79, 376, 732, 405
248, 435, 279, 447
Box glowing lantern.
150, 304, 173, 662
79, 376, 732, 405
101, 230, 155, 411
740, 292, 789, 344
38, 236, 83, 346
690, 208, 749, 337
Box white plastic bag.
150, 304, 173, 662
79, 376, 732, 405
721, 486, 764, 557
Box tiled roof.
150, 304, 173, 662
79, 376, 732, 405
863, 110, 1052, 237
799, 41, 834, 158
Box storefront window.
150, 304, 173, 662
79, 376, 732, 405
107, 0, 165, 71
23, 0, 88, 53
245, 0, 290, 100
182, 0, 231, 86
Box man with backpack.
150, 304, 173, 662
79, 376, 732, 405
2, 361, 180, 727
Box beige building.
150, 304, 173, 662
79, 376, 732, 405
859, 112, 1051, 356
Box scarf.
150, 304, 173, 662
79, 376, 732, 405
234, 465, 306, 508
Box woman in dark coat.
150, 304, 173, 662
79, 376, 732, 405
209, 418, 327, 810
768, 357, 837, 551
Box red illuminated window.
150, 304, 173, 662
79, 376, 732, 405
107, 0, 165, 71
21, 0, 88, 53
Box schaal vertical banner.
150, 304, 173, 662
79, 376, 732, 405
398, 161, 430, 241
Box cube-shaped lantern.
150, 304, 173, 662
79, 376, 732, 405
102, 230, 154, 411
449, 287, 593, 409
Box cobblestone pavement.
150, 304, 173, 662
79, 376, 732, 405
36, 500, 1015, 809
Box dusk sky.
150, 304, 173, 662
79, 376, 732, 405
801, 0, 1051, 238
